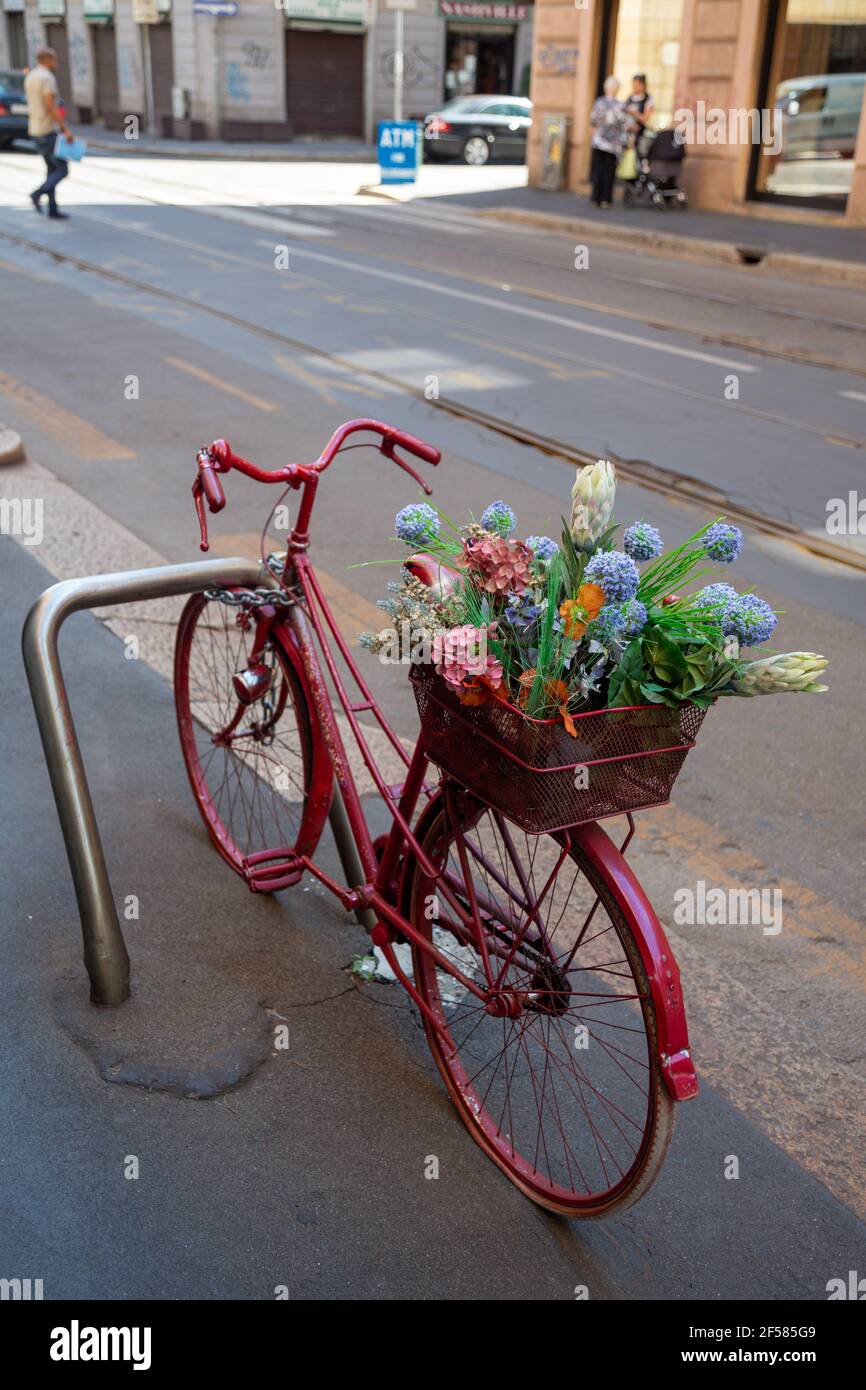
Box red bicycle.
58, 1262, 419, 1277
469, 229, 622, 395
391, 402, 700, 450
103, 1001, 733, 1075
174, 418, 699, 1217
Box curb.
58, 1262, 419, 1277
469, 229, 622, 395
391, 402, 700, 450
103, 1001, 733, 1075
466, 206, 866, 289
0, 425, 25, 467
85, 139, 376, 164
356, 182, 412, 202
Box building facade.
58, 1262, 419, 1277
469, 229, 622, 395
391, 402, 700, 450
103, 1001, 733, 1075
527, 0, 866, 224
1, 0, 533, 143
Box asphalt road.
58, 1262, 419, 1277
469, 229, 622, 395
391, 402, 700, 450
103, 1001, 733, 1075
0, 151, 864, 1300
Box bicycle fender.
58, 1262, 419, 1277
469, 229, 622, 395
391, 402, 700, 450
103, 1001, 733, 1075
571, 820, 699, 1102
271, 615, 334, 856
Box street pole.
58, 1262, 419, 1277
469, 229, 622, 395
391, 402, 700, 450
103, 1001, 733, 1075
393, 9, 403, 122
213, 17, 223, 138
141, 22, 156, 137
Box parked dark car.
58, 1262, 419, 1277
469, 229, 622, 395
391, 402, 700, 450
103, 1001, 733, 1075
0, 69, 29, 148
423, 96, 532, 166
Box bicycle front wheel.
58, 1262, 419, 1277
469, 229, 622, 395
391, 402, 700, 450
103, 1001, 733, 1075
405, 790, 675, 1217
175, 590, 323, 881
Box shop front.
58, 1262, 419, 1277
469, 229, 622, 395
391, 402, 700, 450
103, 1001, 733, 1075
442, 1, 532, 99
3, 0, 27, 69
38, 1, 73, 118
281, 0, 366, 137
527, 0, 866, 223
749, 0, 866, 211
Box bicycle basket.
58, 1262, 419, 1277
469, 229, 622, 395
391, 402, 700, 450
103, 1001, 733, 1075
410, 663, 706, 834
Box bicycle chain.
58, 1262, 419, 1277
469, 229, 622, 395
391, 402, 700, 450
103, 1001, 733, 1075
203, 553, 295, 609
202, 585, 294, 609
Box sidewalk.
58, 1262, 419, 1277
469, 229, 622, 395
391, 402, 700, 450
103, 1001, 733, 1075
80, 126, 377, 163
439, 182, 866, 286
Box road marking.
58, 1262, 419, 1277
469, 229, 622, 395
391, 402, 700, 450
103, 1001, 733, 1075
284, 247, 761, 372
183, 203, 336, 238
0, 169, 757, 373
165, 355, 280, 412
0, 370, 135, 460
4, 219, 862, 458
448, 330, 612, 380
839, 389, 866, 404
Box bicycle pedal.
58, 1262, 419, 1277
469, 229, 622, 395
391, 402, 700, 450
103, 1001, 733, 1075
243, 851, 304, 893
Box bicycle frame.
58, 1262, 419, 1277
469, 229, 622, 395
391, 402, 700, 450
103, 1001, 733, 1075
193, 420, 698, 1097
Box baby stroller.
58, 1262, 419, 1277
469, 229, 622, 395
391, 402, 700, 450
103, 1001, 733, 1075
622, 127, 688, 209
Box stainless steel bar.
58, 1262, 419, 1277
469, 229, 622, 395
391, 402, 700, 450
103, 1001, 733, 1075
21, 558, 267, 1006
328, 781, 378, 934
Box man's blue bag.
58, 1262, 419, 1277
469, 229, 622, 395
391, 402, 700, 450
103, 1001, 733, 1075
54, 133, 86, 162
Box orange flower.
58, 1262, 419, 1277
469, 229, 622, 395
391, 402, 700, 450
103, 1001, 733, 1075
517, 668, 537, 707
577, 582, 606, 619
517, 671, 577, 736
559, 603, 587, 641
456, 674, 501, 707
560, 583, 606, 640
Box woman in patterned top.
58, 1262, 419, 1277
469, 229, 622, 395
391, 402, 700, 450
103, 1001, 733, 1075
589, 76, 630, 208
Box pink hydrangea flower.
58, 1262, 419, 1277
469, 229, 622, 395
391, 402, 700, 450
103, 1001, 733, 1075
433, 624, 503, 689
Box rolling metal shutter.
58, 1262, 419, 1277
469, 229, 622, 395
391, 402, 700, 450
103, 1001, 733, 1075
284, 30, 364, 137
6, 12, 27, 68
148, 22, 174, 121
92, 23, 119, 119
44, 23, 73, 114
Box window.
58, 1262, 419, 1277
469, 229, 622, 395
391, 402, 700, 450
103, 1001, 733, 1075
751, 0, 866, 209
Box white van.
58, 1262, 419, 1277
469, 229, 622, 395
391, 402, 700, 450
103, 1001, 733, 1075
776, 72, 866, 160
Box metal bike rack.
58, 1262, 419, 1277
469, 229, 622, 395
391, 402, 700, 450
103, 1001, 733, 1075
21, 557, 371, 1008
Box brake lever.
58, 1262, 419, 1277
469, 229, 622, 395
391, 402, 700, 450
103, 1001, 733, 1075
380, 436, 434, 495
193, 446, 227, 551
192, 476, 211, 551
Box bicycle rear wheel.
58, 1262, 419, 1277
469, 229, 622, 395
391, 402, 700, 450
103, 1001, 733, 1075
405, 789, 675, 1216
175, 590, 324, 883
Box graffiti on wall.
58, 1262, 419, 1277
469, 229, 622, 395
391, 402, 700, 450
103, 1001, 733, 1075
225, 63, 251, 103
381, 45, 440, 91
241, 42, 272, 71
117, 42, 142, 97
68, 30, 92, 88
536, 43, 580, 77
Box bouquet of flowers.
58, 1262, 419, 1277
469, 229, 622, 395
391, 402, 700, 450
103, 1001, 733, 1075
359, 458, 829, 733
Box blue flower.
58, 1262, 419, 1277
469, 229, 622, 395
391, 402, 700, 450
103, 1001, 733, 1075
585, 549, 640, 602
623, 522, 663, 563
526, 534, 559, 562
589, 604, 627, 643
694, 582, 739, 633
727, 594, 778, 646
703, 522, 743, 564
395, 502, 440, 547
481, 501, 517, 538
617, 598, 649, 638
502, 595, 543, 632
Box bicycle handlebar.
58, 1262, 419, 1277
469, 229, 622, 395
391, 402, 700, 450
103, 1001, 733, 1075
192, 419, 440, 551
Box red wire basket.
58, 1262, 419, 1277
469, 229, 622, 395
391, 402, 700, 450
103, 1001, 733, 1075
410, 663, 707, 834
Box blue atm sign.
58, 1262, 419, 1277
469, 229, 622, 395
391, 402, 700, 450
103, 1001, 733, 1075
377, 121, 421, 185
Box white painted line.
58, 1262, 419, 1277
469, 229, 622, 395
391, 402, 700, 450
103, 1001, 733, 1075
189, 204, 335, 237
839, 390, 866, 404
286, 246, 761, 371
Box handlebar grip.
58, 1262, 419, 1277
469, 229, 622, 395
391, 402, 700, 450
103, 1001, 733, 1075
200, 464, 225, 512
390, 430, 440, 466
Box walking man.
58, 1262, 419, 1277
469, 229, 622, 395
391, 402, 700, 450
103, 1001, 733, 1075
25, 47, 71, 220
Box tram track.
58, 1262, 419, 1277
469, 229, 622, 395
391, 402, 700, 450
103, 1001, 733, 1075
2, 151, 865, 376
0, 218, 864, 578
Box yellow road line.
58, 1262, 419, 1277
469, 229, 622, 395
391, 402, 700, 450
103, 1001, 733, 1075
165, 356, 280, 412
273, 352, 386, 402
0, 371, 135, 460
449, 330, 611, 380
